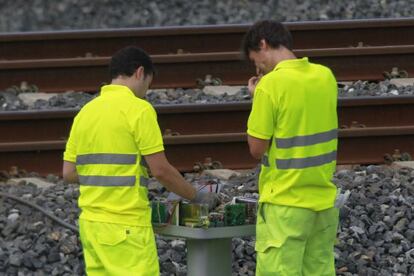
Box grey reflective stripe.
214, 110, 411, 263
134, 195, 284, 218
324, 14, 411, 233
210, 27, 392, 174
79, 175, 136, 186
276, 151, 337, 169
275, 129, 337, 149
76, 154, 136, 165
140, 176, 149, 187
140, 158, 149, 169
261, 155, 270, 167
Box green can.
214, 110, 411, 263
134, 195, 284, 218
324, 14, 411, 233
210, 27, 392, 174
151, 201, 167, 224
224, 204, 246, 226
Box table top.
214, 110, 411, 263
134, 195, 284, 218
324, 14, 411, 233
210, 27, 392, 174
153, 224, 255, 239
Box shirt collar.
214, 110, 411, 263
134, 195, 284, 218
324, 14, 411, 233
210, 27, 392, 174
100, 84, 136, 97
273, 57, 309, 71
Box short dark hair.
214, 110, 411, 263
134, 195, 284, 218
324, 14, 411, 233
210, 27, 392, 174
109, 46, 155, 79
242, 20, 293, 59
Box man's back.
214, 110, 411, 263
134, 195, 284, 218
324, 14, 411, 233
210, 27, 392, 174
243, 20, 340, 276
65, 84, 164, 226
63, 46, 202, 275
270, 59, 337, 137
249, 57, 338, 211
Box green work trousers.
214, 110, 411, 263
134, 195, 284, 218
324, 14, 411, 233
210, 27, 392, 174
255, 204, 339, 276
79, 219, 160, 276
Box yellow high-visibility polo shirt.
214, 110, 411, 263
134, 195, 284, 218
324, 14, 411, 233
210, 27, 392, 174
64, 84, 164, 226
247, 57, 338, 211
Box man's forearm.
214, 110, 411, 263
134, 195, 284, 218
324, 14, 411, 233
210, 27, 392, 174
154, 165, 196, 200
247, 135, 270, 159
62, 161, 79, 184
64, 171, 79, 184
143, 151, 197, 200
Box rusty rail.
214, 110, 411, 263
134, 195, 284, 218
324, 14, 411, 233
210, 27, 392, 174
1, 97, 414, 174
0, 96, 413, 143
0, 127, 413, 175
1, 46, 414, 92
1, 19, 414, 175
1, 18, 414, 59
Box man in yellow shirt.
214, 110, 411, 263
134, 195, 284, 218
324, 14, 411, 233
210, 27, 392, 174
242, 21, 339, 275
63, 46, 215, 275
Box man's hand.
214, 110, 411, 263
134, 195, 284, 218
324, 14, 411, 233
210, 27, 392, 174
248, 76, 259, 96
167, 191, 219, 211
248, 75, 262, 97
192, 191, 220, 210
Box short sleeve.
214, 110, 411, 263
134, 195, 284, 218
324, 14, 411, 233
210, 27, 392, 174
247, 88, 275, 140
63, 117, 78, 163
135, 106, 164, 155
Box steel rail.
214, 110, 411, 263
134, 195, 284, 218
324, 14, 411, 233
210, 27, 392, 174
1, 96, 414, 143
1, 18, 414, 59
1, 46, 414, 92
0, 127, 413, 174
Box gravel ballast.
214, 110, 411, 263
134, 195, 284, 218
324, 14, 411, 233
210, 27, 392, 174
1, 1, 414, 32
0, 164, 413, 275
1, 80, 414, 111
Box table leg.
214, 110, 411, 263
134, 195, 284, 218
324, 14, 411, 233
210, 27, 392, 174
186, 238, 232, 276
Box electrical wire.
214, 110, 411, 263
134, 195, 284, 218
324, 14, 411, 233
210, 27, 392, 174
0, 191, 79, 233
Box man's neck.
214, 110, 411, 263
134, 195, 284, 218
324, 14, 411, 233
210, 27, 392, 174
110, 79, 138, 95
272, 48, 297, 67
111, 78, 129, 88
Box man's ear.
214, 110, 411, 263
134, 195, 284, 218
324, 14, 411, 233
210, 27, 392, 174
135, 66, 145, 80
259, 39, 268, 50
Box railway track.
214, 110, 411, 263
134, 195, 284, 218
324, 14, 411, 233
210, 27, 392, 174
1, 19, 414, 175
1, 18, 414, 59
1, 126, 413, 175
1, 96, 413, 141
1, 46, 414, 92
0, 96, 413, 174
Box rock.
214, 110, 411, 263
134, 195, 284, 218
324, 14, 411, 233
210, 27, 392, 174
46, 174, 60, 183
170, 239, 185, 251
7, 213, 20, 222
245, 244, 255, 256
389, 78, 414, 87
0, 91, 26, 111
353, 175, 365, 186
158, 252, 169, 263
392, 161, 414, 170
1, 79, 414, 114
9, 253, 23, 266
2, 0, 414, 32
169, 249, 183, 263
1, 164, 414, 275
203, 86, 245, 96
234, 243, 245, 259
394, 218, 408, 232
10, 177, 55, 189
156, 239, 168, 250
202, 169, 241, 180
18, 93, 58, 108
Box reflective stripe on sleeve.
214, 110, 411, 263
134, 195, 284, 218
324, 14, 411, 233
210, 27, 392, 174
276, 151, 337, 169
275, 129, 337, 149
76, 153, 137, 165
79, 175, 136, 186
